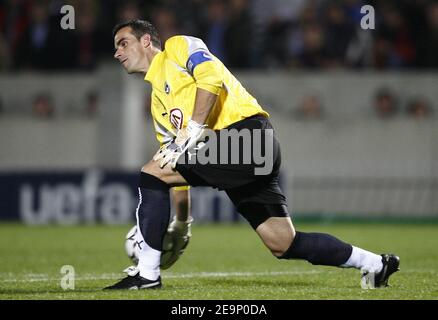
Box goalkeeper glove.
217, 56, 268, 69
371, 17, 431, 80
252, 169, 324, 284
160, 216, 193, 270
154, 120, 206, 169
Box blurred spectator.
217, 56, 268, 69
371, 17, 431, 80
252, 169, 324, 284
201, 0, 228, 62
373, 5, 415, 69
261, 0, 307, 68
293, 94, 324, 120
116, 1, 141, 23
405, 96, 433, 119
0, 0, 437, 71
323, 2, 355, 68
0, 34, 11, 70
0, 0, 30, 69
14, 0, 53, 69
400, 0, 429, 68
162, 0, 204, 37
297, 22, 327, 68
152, 7, 179, 44
224, 0, 254, 69
252, 0, 307, 25
373, 87, 399, 119
32, 92, 55, 118
422, 1, 438, 68
74, 2, 101, 70
344, 0, 366, 24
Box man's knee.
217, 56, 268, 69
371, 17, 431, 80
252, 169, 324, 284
141, 160, 187, 186
255, 217, 296, 258
270, 232, 296, 257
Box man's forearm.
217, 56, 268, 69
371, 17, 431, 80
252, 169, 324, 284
171, 188, 190, 222
191, 88, 219, 124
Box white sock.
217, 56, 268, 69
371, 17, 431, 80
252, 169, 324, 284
341, 246, 383, 273
136, 236, 161, 280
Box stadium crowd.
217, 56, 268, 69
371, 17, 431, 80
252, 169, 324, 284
0, 0, 436, 119
0, 0, 437, 72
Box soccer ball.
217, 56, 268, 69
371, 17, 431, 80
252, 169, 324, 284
125, 225, 141, 264
124, 225, 174, 266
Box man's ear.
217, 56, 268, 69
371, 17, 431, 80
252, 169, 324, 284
141, 34, 151, 48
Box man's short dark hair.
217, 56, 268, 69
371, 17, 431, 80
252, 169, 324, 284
113, 19, 161, 49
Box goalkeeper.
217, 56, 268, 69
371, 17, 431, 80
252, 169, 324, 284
106, 20, 399, 290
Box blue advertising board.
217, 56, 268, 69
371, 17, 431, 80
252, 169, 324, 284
0, 170, 241, 224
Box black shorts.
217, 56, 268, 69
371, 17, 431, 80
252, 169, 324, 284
175, 115, 289, 228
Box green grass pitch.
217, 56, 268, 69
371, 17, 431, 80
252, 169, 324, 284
0, 222, 437, 300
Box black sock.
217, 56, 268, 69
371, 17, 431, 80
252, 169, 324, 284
136, 172, 170, 251
278, 231, 353, 266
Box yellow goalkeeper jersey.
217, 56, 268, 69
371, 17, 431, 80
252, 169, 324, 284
144, 35, 269, 146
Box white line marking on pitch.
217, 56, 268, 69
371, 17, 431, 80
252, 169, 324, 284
0, 270, 322, 283
0, 269, 434, 284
